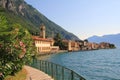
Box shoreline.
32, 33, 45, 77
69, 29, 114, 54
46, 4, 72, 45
37, 50, 68, 56
36, 48, 116, 60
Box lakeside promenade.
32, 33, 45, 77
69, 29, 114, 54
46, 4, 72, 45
24, 66, 53, 80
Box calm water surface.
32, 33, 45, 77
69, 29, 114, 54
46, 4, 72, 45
39, 49, 120, 80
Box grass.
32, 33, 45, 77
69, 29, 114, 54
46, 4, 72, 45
4, 68, 27, 80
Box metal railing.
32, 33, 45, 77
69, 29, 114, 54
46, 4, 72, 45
29, 58, 86, 80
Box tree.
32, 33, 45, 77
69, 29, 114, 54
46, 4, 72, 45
84, 39, 88, 42
109, 44, 116, 48
54, 33, 66, 50
0, 15, 36, 79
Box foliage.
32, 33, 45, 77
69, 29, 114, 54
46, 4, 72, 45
0, 15, 36, 79
54, 33, 67, 50
84, 39, 89, 42
109, 44, 116, 48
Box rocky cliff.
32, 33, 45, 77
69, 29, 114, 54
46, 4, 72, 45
0, 0, 26, 15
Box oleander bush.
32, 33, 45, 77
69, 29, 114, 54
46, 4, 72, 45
0, 15, 36, 79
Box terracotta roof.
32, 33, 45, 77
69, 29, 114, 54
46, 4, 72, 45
32, 36, 53, 42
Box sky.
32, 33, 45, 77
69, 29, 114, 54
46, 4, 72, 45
25, 0, 120, 40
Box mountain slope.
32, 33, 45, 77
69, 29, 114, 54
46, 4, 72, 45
0, 0, 79, 40
87, 34, 120, 48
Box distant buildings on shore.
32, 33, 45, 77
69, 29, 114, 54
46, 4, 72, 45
77, 40, 115, 51
32, 24, 116, 54
63, 39, 115, 52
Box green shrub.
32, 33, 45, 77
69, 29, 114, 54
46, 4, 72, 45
0, 15, 36, 79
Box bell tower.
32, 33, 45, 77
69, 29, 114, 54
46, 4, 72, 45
40, 23, 46, 38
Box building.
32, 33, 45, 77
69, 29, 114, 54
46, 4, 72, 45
32, 24, 59, 54
62, 40, 80, 51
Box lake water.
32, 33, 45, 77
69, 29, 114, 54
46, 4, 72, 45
40, 49, 120, 80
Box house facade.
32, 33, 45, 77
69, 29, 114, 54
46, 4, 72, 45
32, 24, 59, 53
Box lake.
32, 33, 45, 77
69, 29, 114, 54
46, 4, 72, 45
39, 49, 120, 80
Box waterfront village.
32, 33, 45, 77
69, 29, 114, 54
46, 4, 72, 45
32, 24, 115, 54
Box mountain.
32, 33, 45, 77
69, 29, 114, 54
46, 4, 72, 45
87, 34, 120, 48
0, 0, 79, 40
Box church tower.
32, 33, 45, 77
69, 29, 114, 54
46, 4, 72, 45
40, 23, 46, 38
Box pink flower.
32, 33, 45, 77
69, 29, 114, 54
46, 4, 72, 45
19, 41, 24, 46
18, 41, 27, 58
0, 72, 3, 77
19, 41, 26, 47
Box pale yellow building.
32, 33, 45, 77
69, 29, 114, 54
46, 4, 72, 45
32, 24, 59, 53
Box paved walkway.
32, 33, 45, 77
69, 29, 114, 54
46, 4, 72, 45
24, 66, 53, 80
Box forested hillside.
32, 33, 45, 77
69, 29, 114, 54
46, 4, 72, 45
0, 0, 79, 40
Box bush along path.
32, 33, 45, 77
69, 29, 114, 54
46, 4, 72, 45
0, 15, 36, 79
